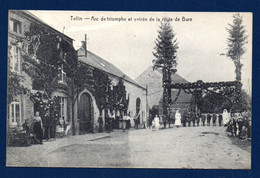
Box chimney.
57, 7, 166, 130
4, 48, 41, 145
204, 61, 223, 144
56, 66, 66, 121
84, 34, 87, 57
81, 34, 87, 57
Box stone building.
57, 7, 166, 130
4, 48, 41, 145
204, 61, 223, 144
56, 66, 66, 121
8, 10, 74, 130
7, 10, 147, 136
76, 44, 147, 133
135, 66, 192, 120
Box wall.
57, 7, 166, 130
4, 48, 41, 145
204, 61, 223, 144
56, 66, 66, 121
8, 10, 74, 128
111, 77, 147, 126
8, 11, 34, 126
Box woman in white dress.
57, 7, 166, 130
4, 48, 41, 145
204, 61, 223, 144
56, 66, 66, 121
223, 109, 230, 125
175, 110, 181, 127
154, 115, 160, 131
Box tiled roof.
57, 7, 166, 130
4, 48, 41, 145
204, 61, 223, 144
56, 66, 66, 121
78, 47, 145, 89
159, 90, 192, 103
135, 66, 191, 107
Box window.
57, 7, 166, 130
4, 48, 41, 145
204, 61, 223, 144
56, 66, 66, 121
59, 97, 67, 122
9, 98, 21, 126
10, 45, 21, 73
58, 64, 66, 83
9, 18, 22, 34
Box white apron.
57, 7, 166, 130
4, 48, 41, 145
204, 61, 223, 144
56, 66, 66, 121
175, 113, 181, 126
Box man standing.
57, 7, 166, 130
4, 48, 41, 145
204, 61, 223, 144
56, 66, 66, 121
187, 112, 191, 127
212, 114, 217, 126
218, 114, 223, 126
232, 116, 237, 136
105, 114, 110, 133
207, 114, 211, 126
98, 116, 103, 133
201, 114, 206, 126
192, 113, 196, 127
237, 114, 243, 138
163, 115, 167, 129
182, 112, 187, 127
197, 115, 201, 127
134, 113, 140, 129
110, 115, 114, 132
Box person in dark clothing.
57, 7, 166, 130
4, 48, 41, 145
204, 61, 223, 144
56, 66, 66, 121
226, 120, 233, 136
197, 115, 201, 126
237, 116, 243, 138
192, 114, 196, 127
207, 114, 211, 126
218, 114, 223, 126
201, 114, 206, 126
105, 115, 110, 132
134, 113, 139, 129
182, 112, 187, 127
212, 114, 217, 126
149, 115, 153, 129
247, 117, 252, 139
232, 118, 237, 136
110, 116, 114, 132
21, 119, 32, 146
163, 116, 167, 129
187, 112, 191, 127
98, 116, 103, 133
33, 111, 43, 144
22, 119, 30, 134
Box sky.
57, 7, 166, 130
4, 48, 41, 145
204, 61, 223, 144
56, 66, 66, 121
29, 11, 252, 95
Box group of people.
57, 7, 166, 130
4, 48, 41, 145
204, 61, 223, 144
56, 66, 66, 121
226, 113, 251, 140
98, 113, 134, 133
9, 111, 72, 147
181, 113, 224, 127
148, 111, 225, 130
9, 111, 44, 146
98, 114, 116, 133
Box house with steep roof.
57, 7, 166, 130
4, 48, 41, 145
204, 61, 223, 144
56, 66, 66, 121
135, 66, 192, 119
76, 42, 147, 132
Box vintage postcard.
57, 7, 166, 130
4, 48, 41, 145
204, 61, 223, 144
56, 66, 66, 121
7, 10, 252, 169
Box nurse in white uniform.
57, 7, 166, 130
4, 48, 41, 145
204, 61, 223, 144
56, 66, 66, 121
154, 115, 160, 131
175, 110, 181, 127
223, 109, 230, 125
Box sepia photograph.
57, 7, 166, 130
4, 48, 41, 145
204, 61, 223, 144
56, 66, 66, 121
6, 10, 252, 169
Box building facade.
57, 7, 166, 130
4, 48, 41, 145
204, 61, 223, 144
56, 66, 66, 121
8, 10, 74, 131
135, 66, 192, 121
7, 10, 147, 137
76, 45, 147, 133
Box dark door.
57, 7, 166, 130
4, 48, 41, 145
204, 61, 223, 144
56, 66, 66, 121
79, 93, 92, 134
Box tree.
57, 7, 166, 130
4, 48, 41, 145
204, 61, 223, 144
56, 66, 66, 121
226, 14, 248, 111
111, 79, 128, 115
93, 68, 111, 116
198, 89, 250, 113
153, 20, 179, 127
22, 24, 65, 97
22, 24, 83, 136
226, 14, 248, 82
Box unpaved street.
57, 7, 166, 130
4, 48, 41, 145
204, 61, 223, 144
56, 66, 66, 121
7, 126, 251, 169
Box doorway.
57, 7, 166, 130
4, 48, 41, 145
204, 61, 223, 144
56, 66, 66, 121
78, 92, 93, 134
